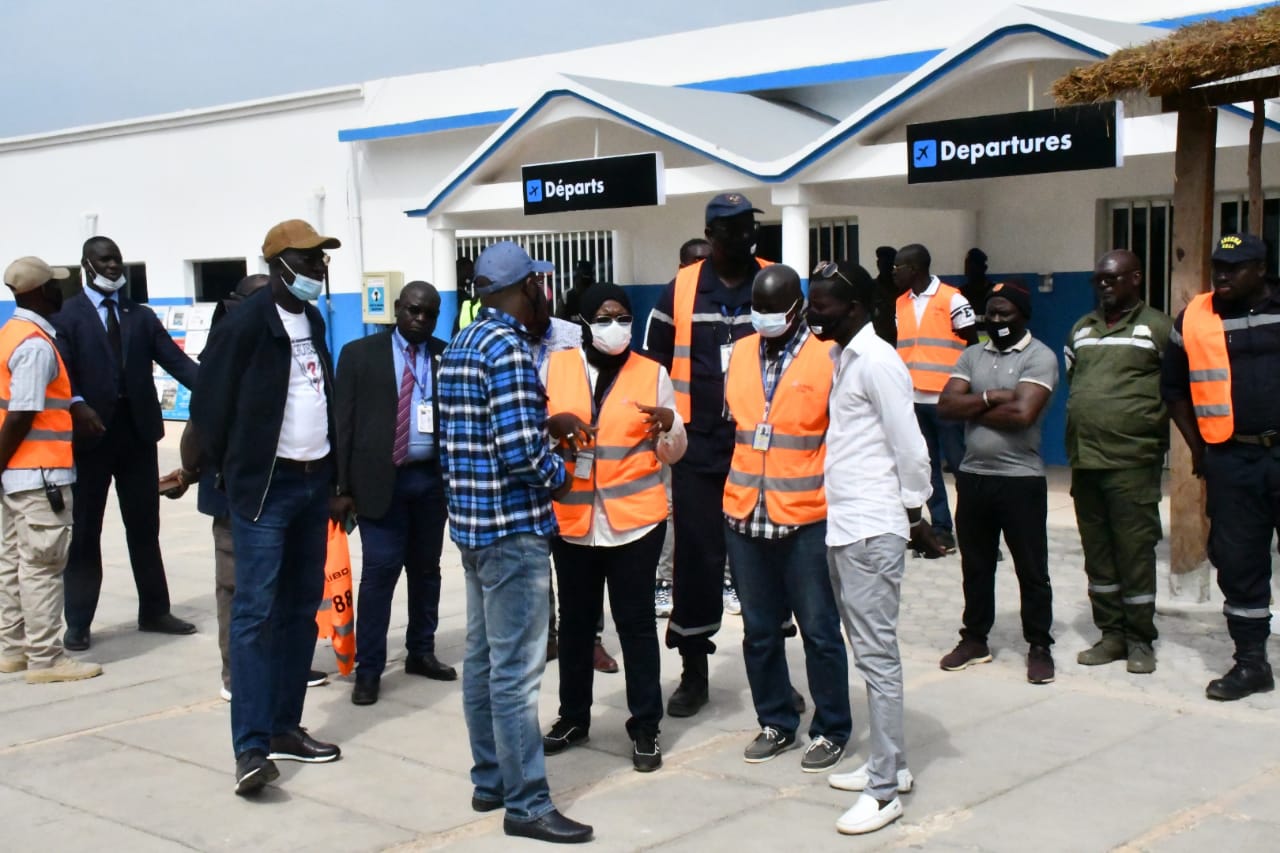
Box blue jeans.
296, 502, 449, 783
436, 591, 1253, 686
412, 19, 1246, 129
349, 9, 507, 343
725, 521, 851, 743
354, 462, 447, 677
461, 533, 554, 822
228, 461, 330, 757
916, 402, 966, 534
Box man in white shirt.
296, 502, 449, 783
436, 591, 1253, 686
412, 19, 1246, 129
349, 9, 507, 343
807, 262, 937, 836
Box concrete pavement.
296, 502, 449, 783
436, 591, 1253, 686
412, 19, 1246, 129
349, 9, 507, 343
2, 428, 1279, 851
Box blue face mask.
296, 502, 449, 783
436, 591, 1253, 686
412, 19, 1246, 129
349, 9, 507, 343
281, 258, 324, 302
751, 298, 799, 339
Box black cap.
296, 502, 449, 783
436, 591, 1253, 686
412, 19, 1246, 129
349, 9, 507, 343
1212, 232, 1267, 263
705, 192, 762, 225
988, 281, 1032, 319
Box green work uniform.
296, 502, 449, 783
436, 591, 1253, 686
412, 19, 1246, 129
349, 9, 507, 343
1064, 301, 1172, 644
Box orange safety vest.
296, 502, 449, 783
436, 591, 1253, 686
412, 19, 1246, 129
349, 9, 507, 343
1181, 292, 1233, 445
0, 317, 73, 470
669, 256, 770, 422
316, 521, 356, 675
545, 349, 668, 538
723, 332, 832, 526
896, 283, 968, 393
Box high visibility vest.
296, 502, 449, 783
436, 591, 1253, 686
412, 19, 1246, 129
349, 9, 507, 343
1181, 292, 1233, 445
458, 298, 481, 330
0, 318, 73, 470
896, 283, 968, 393
546, 349, 668, 538
669, 257, 770, 422
723, 333, 832, 526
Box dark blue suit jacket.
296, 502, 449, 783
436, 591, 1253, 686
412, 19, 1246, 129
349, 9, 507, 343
51, 291, 199, 449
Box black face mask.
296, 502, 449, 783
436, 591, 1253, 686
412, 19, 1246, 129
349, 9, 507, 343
988, 321, 1023, 350
806, 307, 848, 341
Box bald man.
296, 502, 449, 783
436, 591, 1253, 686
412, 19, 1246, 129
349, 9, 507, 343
1065, 250, 1171, 674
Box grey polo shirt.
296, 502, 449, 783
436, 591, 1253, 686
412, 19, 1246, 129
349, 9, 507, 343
2, 309, 75, 495
950, 332, 1058, 478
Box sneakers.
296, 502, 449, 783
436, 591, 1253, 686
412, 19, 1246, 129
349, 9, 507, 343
306, 669, 329, 688
743, 726, 798, 763
1027, 645, 1055, 684
219, 684, 232, 702
234, 749, 279, 796
1077, 636, 1126, 666
655, 582, 673, 618
24, 655, 103, 684
1127, 641, 1156, 674
0, 655, 26, 673
543, 719, 589, 755
829, 762, 914, 793
267, 727, 341, 763
939, 639, 992, 671
632, 731, 662, 772
836, 793, 903, 835
800, 736, 845, 772
722, 583, 741, 616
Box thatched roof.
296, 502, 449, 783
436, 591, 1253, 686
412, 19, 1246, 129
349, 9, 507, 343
1053, 5, 1280, 104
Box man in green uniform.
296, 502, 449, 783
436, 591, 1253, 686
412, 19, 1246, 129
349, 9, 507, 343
1065, 249, 1171, 674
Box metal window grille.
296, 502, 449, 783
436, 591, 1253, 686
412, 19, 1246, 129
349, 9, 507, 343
1108, 199, 1172, 313
456, 230, 614, 315
809, 218, 859, 266
1218, 194, 1280, 276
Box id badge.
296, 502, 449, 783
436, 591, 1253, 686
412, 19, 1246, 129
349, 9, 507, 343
573, 449, 595, 480
417, 401, 434, 433
752, 422, 773, 451
720, 343, 733, 373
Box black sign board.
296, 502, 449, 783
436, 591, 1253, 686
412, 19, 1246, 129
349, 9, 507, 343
522, 152, 665, 215
906, 102, 1122, 184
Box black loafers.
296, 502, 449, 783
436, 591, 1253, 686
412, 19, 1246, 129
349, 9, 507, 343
503, 809, 593, 844
138, 613, 196, 635
64, 627, 91, 651
267, 727, 341, 763
405, 653, 457, 681
351, 676, 380, 706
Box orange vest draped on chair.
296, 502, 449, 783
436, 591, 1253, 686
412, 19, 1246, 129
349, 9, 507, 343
669, 257, 770, 422
546, 349, 668, 538
895, 283, 968, 393
0, 318, 73, 470
722, 333, 832, 526
1181, 292, 1233, 445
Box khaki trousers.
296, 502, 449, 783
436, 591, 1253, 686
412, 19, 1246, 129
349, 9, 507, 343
0, 485, 74, 668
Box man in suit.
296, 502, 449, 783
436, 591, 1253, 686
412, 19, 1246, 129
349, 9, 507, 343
53, 236, 199, 650
333, 281, 456, 706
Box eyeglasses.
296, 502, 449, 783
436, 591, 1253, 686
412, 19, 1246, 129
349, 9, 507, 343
812, 261, 853, 288
586, 315, 633, 328
891, 263, 913, 272
1092, 272, 1135, 285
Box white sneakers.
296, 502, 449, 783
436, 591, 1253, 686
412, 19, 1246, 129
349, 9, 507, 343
828, 762, 914, 793
836, 793, 903, 835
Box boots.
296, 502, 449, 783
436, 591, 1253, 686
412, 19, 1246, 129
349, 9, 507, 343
1206, 644, 1275, 701
667, 652, 709, 717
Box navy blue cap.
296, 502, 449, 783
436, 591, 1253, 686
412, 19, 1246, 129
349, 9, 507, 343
705, 192, 762, 225
474, 241, 554, 294
1212, 232, 1268, 264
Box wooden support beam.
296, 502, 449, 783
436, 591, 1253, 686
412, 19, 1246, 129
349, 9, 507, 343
1169, 106, 1216, 592
1160, 75, 1280, 111
1249, 98, 1265, 236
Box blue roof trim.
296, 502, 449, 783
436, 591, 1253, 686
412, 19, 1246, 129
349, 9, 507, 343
1149, 3, 1270, 28
338, 108, 515, 142
683, 49, 942, 94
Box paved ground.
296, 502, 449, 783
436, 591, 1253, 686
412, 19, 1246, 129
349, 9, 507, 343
3, 427, 1279, 851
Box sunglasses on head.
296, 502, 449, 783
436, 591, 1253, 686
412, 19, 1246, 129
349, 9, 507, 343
812, 261, 853, 288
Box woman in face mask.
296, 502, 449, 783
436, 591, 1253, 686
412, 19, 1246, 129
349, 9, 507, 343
538, 282, 687, 773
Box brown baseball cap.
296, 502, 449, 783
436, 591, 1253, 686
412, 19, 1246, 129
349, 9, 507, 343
261, 219, 341, 260
3, 256, 71, 293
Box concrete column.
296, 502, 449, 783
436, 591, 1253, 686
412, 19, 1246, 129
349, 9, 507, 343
781, 204, 810, 279
610, 229, 632, 284
431, 225, 458, 295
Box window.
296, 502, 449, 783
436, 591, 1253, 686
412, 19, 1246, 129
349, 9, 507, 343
1108, 199, 1172, 313
1219, 195, 1280, 275
192, 259, 249, 304
749, 218, 860, 270
457, 230, 614, 315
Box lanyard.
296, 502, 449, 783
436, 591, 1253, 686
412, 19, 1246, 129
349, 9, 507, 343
587, 363, 621, 427
719, 303, 746, 344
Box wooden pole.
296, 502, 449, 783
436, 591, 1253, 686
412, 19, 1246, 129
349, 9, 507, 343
1249, 98, 1265, 236
1169, 106, 1217, 593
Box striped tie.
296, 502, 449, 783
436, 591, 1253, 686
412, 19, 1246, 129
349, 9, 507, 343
393, 344, 417, 466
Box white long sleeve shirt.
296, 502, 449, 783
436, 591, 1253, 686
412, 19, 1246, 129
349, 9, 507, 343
824, 322, 932, 547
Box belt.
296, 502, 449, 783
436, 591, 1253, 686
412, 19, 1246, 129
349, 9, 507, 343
1232, 431, 1280, 448
275, 455, 331, 473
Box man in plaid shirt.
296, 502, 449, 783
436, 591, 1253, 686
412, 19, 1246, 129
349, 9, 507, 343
438, 241, 593, 845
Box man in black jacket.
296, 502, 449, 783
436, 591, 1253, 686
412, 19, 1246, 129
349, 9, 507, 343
191, 219, 344, 797
333, 281, 456, 706
53, 236, 199, 650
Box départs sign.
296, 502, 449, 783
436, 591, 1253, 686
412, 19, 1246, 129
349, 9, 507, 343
906, 102, 1122, 184
522, 152, 665, 215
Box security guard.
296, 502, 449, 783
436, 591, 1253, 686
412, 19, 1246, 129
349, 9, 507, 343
1066, 250, 1171, 674
1163, 232, 1280, 701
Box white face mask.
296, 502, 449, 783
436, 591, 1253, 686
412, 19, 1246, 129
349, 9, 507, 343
588, 317, 633, 356
751, 298, 799, 339
86, 259, 126, 293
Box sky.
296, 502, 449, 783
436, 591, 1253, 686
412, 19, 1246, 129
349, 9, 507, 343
0, 0, 870, 138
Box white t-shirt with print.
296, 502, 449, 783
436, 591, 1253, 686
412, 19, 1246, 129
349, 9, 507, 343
275, 305, 330, 461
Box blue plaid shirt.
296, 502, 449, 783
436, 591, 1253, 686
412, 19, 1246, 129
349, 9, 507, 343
439, 307, 567, 549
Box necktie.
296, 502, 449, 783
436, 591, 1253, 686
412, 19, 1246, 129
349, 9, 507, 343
104, 298, 123, 371
392, 344, 417, 466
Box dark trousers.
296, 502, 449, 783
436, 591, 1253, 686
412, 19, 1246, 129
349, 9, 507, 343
1204, 443, 1280, 649
552, 524, 665, 738
916, 403, 965, 535
1071, 465, 1162, 644
354, 462, 448, 677
64, 405, 171, 631
956, 472, 1053, 648
666, 464, 728, 655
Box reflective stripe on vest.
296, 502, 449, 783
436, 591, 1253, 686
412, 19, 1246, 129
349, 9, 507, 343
545, 350, 668, 537
722, 333, 832, 526
669, 257, 769, 422
1182, 292, 1234, 444
895, 284, 967, 393
0, 319, 73, 470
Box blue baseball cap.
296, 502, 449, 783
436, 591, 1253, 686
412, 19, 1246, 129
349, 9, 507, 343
705, 192, 762, 225
474, 241, 555, 293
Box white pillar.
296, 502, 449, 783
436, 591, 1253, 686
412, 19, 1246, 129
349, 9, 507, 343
431, 225, 458, 295
610, 229, 632, 284
781, 204, 810, 279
